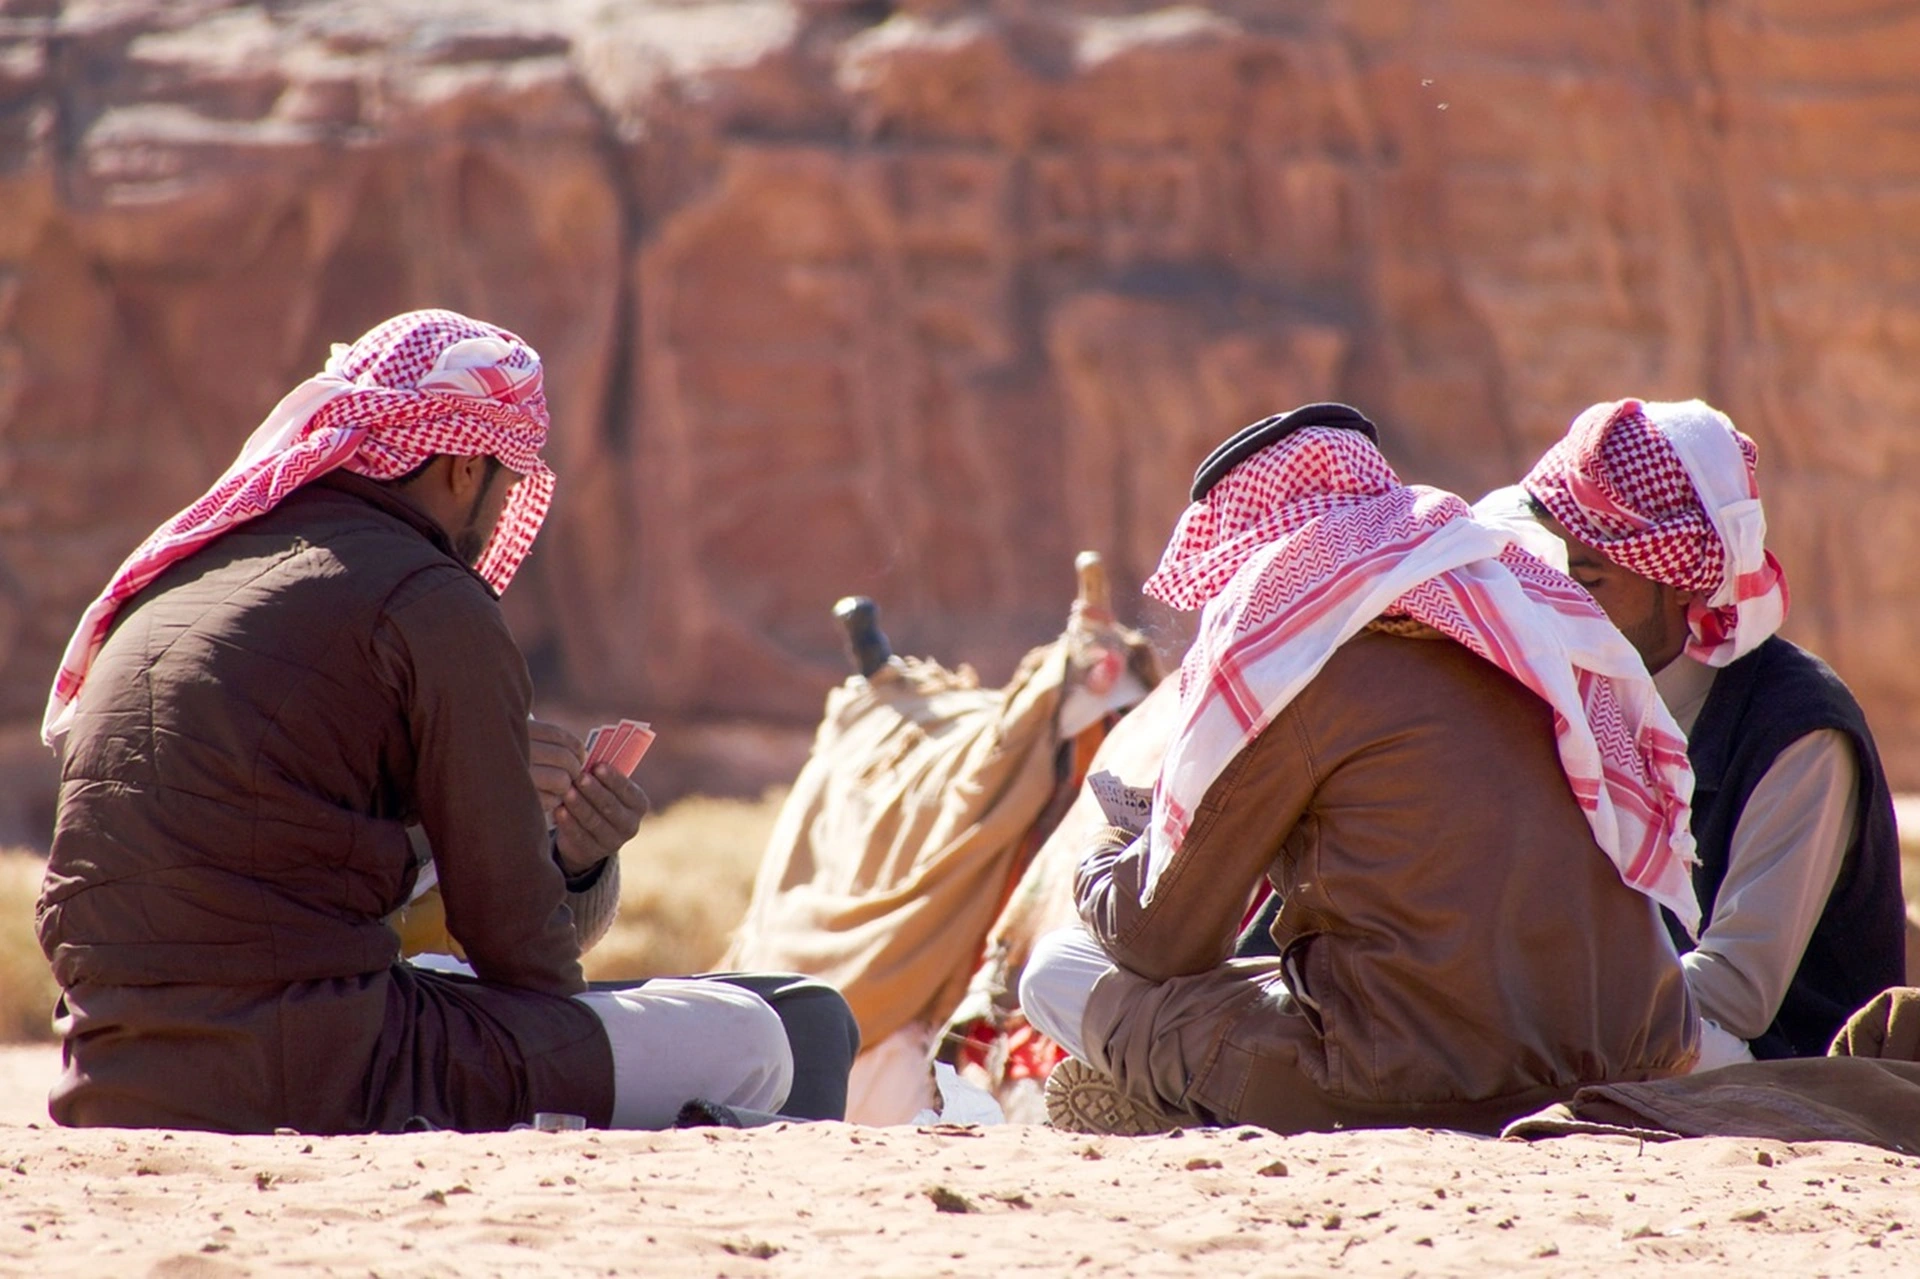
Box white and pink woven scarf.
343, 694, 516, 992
1142, 427, 1701, 935
1522, 397, 1788, 668
44, 309, 555, 746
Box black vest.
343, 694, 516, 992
1670, 637, 1906, 1058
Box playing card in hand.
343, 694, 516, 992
610, 724, 655, 775
1087, 768, 1154, 837
582, 718, 656, 777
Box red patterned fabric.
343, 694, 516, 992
1143, 426, 1701, 933
45, 309, 554, 744
949, 1015, 1068, 1087
1522, 397, 1788, 667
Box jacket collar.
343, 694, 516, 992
310, 471, 499, 599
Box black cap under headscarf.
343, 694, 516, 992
1189, 403, 1380, 501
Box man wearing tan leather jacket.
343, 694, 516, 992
1022, 405, 1702, 1136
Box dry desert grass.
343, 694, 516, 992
581, 788, 782, 982
0, 791, 785, 1044
0, 847, 60, 1043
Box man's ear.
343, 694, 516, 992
1662, 583, 1702, 630
442, 454, 491, 502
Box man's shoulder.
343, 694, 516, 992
380, 560, 508, 635
1713, 635, 1875, 751
272, 485, 490, 607
1315, 625, 1534, 715
1330, 623, 1486, 677
1740, 636, 1861, 711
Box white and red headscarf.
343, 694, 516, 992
1143, 426, 1701, 934
44, 309, 555, 745
1522, 397, 1788, 668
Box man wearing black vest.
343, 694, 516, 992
1505, 397, 1906, 1063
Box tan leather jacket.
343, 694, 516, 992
1078, 625, 1699, 1110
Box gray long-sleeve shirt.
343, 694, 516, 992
1655, 655, 1860, 1041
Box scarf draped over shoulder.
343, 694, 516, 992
1142, 426, 1701, 935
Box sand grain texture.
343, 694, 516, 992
3, 1046, 1917, 1276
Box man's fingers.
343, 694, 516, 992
530, 740, 583, 777
554, 770, 638, 857
574, 768, 646, 839
554, 797, 616, 874
528, 718, 584, 754
554, 820, 604, 875
562, 785, 615, 841
595, 767, 650, 832
527, 719, 585, 817
527, 720, 584, 779
529, 756, 576, 817
552, 765, 652, 874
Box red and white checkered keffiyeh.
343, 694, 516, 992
1522, 397, 1788, 668
1142, 427, 1701, 934
44, 308, 555, 745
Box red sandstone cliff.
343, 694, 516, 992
1, 1, 1917, 833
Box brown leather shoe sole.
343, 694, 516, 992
1043, 1058, 1195, 1136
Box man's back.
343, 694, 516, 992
1274, 628, 1698, 1101
47, 476, 497, 982
1032, 415, 1700, 1135
39, 474, 609, 1133
1086, 626, 1698, 1119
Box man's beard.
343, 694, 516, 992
453, 484, 496, 568
1615, 582, 1694, 672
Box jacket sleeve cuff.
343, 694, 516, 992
557, 851, 611, 895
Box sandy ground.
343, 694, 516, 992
3, 1046, 1918, 1277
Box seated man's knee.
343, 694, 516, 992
1019, 927, 1112, 1062
582, 980, 796, 1124
1017, 930, 1070, 1020
737, 974, 862, 1057
783, 981, 862, 1061
700, 985, 795, 1112
732, 975, 860, 1121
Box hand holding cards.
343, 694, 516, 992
554, 719, 654, 874
1087, 768, 1154, 837
582, 718, 656, 777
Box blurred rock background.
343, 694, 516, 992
1, 0, 1917, 842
